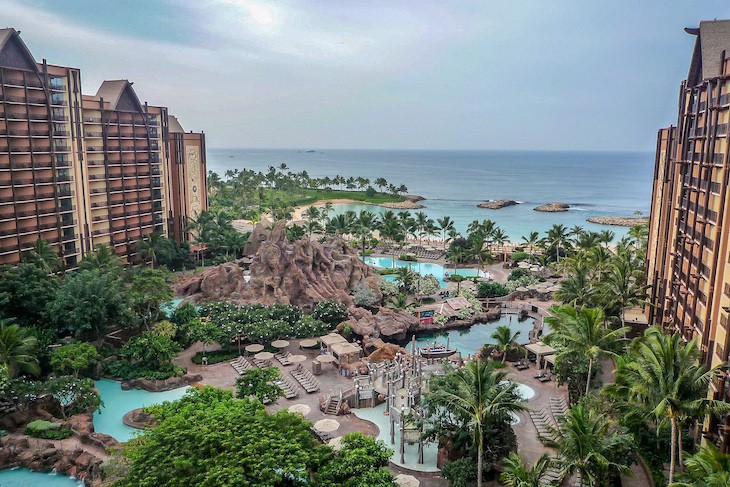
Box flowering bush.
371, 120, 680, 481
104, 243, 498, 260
434, 313, 450, 327
353, 283, 379, 307
505, 275, 540, 292
378, 279, 399, 297
312, 300, 348, 326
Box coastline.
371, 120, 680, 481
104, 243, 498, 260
292, 194, 425, 220
586, 216, 649, 227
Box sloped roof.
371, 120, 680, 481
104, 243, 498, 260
168, 115, 185, 133
0, 28, 39, 72
685, 20, 730, 85
95, 80, 144, 112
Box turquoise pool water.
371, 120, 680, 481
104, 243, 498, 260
412, 314, 539, 357
0, 468, 83, 486
364, 256, 484, 287
93, 379, 190, 442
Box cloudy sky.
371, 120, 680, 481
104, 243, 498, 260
6, 1, 729, 150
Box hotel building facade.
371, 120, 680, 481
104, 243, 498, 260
0, 28, 207, 269
646, 20, 730, 450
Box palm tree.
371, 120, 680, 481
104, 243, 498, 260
437, 216, 455, 251
599, 254, 648, 328
491, 325, 521, 362
137, 230, 166, 268
554, 264, 595, 307
598, 230, 615, 249
80, 244, 122, 273
394, 267, 415, 293
355, 210, 377, 258
521, 231, 540, 260
545, 306, 628, 395
427, 360, 526, 487
546, 224, 570, 264
500, 453, 555, 487
607, 328, 730, 484
547, 402, 632, 486
671, 443, 730, 487
492, 228, 508, 261
414, 211, 432, 247
0, 320, 40, 379
22, 238, 62, 273
387, 293, 409, 311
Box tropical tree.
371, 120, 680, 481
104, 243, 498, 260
521, 231, 540, 260
50, 342, 99, 378
671, 443, 730, 487
500, 453, 555, 487
545, 224, 571, 264
137, 230, 166, 268
545, 306, 628, 395
355, 210, 378, 257
546, 402, 633, 487
0, 320, 39, 378
22, 238, 62, 273
555, 264, 596, 307
438, 216, 456, 251
80, 244, 123, 273
425, 360, 526, 487
606, 328, 730, 484
599, 254, 648, 328
491, 325, 521, 362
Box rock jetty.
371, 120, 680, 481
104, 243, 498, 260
380, 194, 425, 209
175, 220, 380, 310
477, 199, 519, 210
586, 216, 649, 227
534, 202, 570, 212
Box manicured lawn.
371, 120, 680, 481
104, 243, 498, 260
264, 188, 405, 206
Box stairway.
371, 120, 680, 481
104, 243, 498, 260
325, 395, 341, 415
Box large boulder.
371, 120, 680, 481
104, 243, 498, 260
175, 221, 379, 310
345, 306, 418, 342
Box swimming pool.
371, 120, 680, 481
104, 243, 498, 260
93, 379, 190, 442
0, 468, 83, 486
364, 256, 484, 287
412, 314, 539, 357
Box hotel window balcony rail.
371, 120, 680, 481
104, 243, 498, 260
4, 112, 28, 121
720, 93, 730, 106
717, 123, 728, 136
51, 130, 70, 137
2, 76, 44, 88
51, 114, 68, 122
84, 131, 102, 138
49, 79, 64, 91
83, 117, 101, 124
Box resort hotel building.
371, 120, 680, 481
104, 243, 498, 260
646, 20, 730, 448
0, 28, 207, 269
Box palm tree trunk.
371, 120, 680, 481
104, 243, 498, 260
669, 416, 677, 484
677, 423, 684, 473
477, 432, 483, 487
585, 358, 593, 396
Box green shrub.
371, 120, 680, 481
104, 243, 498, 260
399, 254, 417, 262
312, 300, 348, 326
477, 282, 509, 298
376, 268, 398, 275
510, 251, 530, 261
25, 420, 71, 440
365, 186, 376, 197
442, 458, 478, 487
508, 268, 530, 281
191, 349, 240, 365
448, 274, 464, 281
104, 358, 185, 381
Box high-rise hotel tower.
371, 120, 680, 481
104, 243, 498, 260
0, 28, 207, 269
646, 20, 730, 448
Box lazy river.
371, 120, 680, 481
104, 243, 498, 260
0, 468, 84, 486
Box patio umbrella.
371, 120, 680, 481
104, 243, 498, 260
317, 354, 337, 363
515, 287, 529, 293
299, 338, 319, 348
288, 404, 311, 416
395, 474, 420, 487
271, 340, 290, 349
245, 344, 264, 353
254, 351, 274, 360
313, 419, 340, 432
327, 436, 344, 451
289, 354, 307, 363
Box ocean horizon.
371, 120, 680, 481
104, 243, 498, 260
207, 148, 655, 241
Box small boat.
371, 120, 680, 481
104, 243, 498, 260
419, 346, 457, 359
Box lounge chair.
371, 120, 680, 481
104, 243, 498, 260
538, 372, 552, 383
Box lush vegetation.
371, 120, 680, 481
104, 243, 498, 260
108, 387, 395, 486
235, 367, 283, 404
25, 419, 71, 440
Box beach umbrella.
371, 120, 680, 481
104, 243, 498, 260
517, 261, 530, 268
271, 340, 290, 349
254, 351, 274, 360
289, 354, 307, 363
288, 404, 311, 416
314, 419, 340, 432
245, 344, 264, 353
328, 436, 344, 451
317, 354, 337, 363
299, 338, 319, 348
395, 474, 420, 487
530, 266, 541, 272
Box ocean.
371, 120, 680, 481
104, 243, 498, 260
207, 149, 654, 241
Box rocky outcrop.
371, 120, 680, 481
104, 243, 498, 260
343, 306, 419, 343
243, 218, 272, 256
175, 221, 380, 310
534, 202, 570, 212
477, 199, 519, 210
121, 373, 201, 392
66, 413, 119, 452
380, 194, 426, 209
123, 408, 156, 430
0, 435, 104, 486
586, 216, 649, 227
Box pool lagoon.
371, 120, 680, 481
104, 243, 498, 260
0, 468, 83, 486
93, 379, 190, 442
364, 256, 485, 287
412, 314, 538, 357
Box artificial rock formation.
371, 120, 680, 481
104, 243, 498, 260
477, 199, 519, 209
534, 202, 570, 212
344, 306, 419, 343
175, 221, 380, 310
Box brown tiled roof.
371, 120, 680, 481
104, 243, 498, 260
686, 20, 730, 84
168, 115, 185, 133
95, 79, 143, 111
